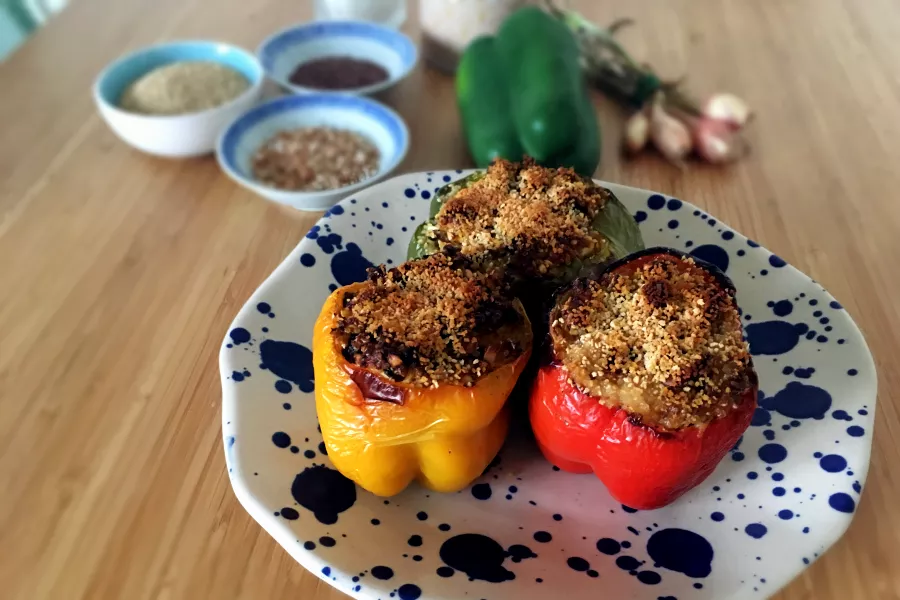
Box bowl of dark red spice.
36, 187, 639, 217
257, 20, 416, 96
216, 93, 408, 211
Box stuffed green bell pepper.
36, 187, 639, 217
407, 159, 645, 288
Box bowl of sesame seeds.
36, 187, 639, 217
216, 93, 408, 211
94, 40, 264, 158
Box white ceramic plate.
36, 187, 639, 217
220, 171, 876, 600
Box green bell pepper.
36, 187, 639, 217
407, 169, 645, 286
456, 6, 601, 176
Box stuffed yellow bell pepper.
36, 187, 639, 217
313, 252, 532, 497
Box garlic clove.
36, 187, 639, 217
703, 93, 752, 130
624, 110, 650, 153
693, 118, 748, 163
650, 99, 693, 165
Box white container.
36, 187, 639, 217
93, 41, 264, 158
420, 0, 532, 72
314, 0, 407, 29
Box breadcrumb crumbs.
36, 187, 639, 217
550, 253, 755, 430
336, 252, 530, 387
427, 159, 614, 279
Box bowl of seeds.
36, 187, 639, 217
216, 93, 408, 211
257, 20, 417, 96
94, 40, 264, 158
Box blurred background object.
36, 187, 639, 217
24, 0, 68, 23
420, 0, 532, 72
314, 0, 407, 29
0, 0, 66, 60
0, 0, 36, 59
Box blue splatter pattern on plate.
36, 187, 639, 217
220, 173, 877, 600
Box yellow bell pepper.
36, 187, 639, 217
313, 282, 532, 497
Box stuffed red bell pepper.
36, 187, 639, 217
530, 248, 758, 509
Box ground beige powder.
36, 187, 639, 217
119, 61, 250, 115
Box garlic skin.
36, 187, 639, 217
650, 99, 692, 164
703, 93, 752, 130
624, 111, 650, 153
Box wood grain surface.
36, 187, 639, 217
1, 0, 898, 598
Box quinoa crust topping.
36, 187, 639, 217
430, 159, 614, 277
336, 252, 529, 387
550, 254, 755, 430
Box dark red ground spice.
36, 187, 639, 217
288, 56, 389, 90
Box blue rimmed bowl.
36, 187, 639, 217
94, 41, 264, 158
216, 93, 408, 212
257, 20, 417, 96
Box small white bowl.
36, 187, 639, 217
257, 20, 417, 96
94, 41, 264, 158
216, 93, 409, 211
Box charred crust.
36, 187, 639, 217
642, 279, 671, 308
626, 413, 645, 428
336, 252, 528, 387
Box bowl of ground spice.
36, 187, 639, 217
257, 21, 416, 96
94, 41, 264, 157
216, 93, 408, 211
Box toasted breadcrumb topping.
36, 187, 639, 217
336, 252, 528, 387
429, 159, 613, 278
550, 254, 754, 430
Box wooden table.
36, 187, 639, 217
2, 0, 898, 598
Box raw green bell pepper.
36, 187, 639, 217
456, 6, 601, 176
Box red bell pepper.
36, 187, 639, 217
530, 364, 757, 509
529, 248, 758, 509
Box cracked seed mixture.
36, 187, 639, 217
252, 127, 380, 191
